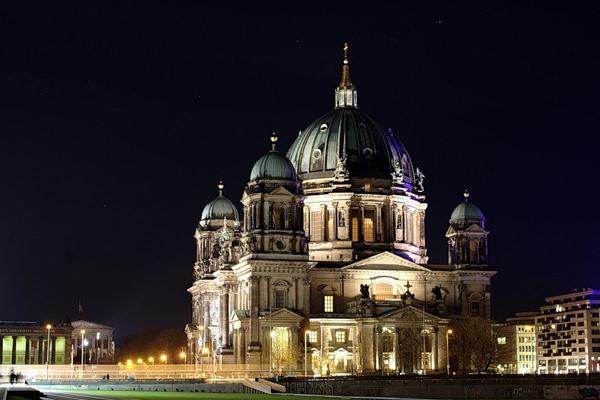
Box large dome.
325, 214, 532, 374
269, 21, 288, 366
287, 107, 416, 183
200, 183, 239, 222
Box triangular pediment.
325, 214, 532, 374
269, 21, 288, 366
230, 309, 249, 323
341, 251, 431, 272
269, 186, 294, 196
71, 320, 113, 330
262, 308, 304, 323
464, 224, 487, 233
378, 305, 446, 323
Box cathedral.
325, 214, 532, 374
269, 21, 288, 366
185, 45, 496, 375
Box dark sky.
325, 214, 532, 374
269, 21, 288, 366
1, 2, 599, 338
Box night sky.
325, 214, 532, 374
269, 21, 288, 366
1, 2, 599, 339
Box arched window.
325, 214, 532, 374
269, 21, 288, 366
319, 285, 336, 313
372, 283, 397, 301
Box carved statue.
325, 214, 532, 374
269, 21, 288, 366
391, 158, 404, 184
415, 168, 425, 192
432, 286, 446, 301
212, 243, 221, 259
360, 284, 370, 299
333, 153, 349, 181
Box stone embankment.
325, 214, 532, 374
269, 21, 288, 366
283, 375, 600, 400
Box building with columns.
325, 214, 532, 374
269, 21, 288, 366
186, 44, 496, 375
0, 321, 72, 365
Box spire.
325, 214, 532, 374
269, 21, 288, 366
464, 189, 470, 202
218, 180, 224, 196
270, 132, 278, 152
335, 42, 358, 109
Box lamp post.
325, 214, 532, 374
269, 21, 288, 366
80, 329, 86, 379
45, 324, 52, 381
96, 332, 101, 367
446, 328, 453, 375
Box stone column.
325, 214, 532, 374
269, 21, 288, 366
256, 202, 262, 230
303, 277, 311, 316
220, 287, 230, 347
303, 206, 310, 239
12, 336, 17, 364
359, 204, 365, 242
419, 212, 426, 247
320, 204, 327, 241
432, 328, 439, 372
249, 276, 260, 345
265, 277, 271, 309
25, 338, 30, 364
38, 337, 43, 364
376, 204, 382, 242
203, 301, 210, 345
51, 337, 56, 364
332, 202, 338, 240
296, 277, 301, 310
375, 327, 382, 372
239, 328, 246, 364
394, 328, 401, 373
345, 202, 353, 240
264, 200, 272, 229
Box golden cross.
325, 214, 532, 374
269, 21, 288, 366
343, 42, 349, 61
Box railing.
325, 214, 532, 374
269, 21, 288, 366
0, 364, 303, 382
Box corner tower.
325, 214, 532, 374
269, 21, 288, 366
287, 44, 428, 263
446, 191, 489, 268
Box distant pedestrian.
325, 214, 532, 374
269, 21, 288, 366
9, 367, 15, 384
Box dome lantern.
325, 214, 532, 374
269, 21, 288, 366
335, 42, 358, 109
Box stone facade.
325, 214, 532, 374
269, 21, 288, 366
186, 45, 496, 375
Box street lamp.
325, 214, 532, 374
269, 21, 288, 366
179, 351, 187, 364
160, 354, 167, 364
148, 356, 155, 365
45, 324, 52, 381
80, 329, 86, 379
446, 328, 453, 375
96, 332, 101, 366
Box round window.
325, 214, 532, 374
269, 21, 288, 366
276, 240, 286, 250
363, 147, 373, 158
312, 148, 322, 159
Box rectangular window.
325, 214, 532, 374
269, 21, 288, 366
275, 290, 286, 308
324, 295, 334, 313
3, 337, 13, 364
363, 210, 375, 242
335, 330, 346, 343
351, 216, 359, 241
309, 331, 317, 343
310, 211, 322, 240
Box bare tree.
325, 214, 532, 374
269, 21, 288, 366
450, 317, 497, 374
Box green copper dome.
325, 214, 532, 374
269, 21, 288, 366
250, 135, 297, 181
200, 182, 239, 221
287, 107, 416, 184
450, 192, 485, 227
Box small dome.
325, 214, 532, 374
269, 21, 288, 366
250, 134, 297, 181
200, 182, 239, 221
450, 191, 485, 227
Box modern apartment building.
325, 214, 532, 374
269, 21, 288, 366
536, 288, 600, 374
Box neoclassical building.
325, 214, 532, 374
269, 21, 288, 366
186, 45, 496, 375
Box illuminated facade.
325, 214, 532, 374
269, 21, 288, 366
496, 312, 537, 374
536, 288, 600, 374
71, 320, 115, 365
185, 45, 497, 375
0, 321, 72, 365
